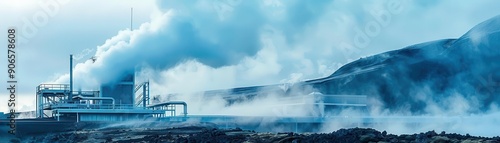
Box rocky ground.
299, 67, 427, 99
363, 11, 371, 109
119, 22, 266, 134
12, 126, 500, 143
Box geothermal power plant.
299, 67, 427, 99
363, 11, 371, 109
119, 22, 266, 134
1, 13, 500, 142
1, 52, 446, 138
1, 54, 376, 137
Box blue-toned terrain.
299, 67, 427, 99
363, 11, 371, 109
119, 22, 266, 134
3, 14, 500, 143
202, 15, 500, 114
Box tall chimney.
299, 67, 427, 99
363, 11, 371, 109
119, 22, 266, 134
69, 54, 73, 100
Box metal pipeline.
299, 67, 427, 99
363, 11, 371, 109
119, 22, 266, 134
147, 101, 187, 117
72, 95, 115, 109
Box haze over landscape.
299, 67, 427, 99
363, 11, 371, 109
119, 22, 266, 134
1, 0, 500, 139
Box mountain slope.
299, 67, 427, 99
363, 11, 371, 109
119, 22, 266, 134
307, 15, 500, 113
196, 15, 500, 114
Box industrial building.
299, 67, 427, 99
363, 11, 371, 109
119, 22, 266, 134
2, 54, 371, 136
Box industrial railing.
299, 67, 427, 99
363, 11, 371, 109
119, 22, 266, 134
72, 91, 100, 97
147, 101, 187, 117
37, 84, 70, 93
47, 103, 148, 110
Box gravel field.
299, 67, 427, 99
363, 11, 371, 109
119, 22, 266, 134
15, 126, 500, 143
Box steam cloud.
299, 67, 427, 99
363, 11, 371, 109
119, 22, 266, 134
55, 0, 349, 88
49, 0, 500, 137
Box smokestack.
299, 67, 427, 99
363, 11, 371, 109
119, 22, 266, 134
70, 54, 73, 100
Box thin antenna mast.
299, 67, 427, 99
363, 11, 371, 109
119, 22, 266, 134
131, 7, 133, 30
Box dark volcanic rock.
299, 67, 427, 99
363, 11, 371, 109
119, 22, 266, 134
21, 126, 500, 143
301, 128, 384, 143
175, 128, 247, 143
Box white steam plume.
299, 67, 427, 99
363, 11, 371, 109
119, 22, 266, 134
45, 0, 500, 137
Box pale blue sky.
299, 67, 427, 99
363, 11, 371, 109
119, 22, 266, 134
1, 0, 500, 112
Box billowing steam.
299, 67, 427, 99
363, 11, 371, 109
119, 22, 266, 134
54, 3, 265, 86
53, 0, 412, 89
49, 0, 500, 137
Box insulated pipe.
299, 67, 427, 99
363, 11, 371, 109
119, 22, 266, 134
147, 101, 187, 117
